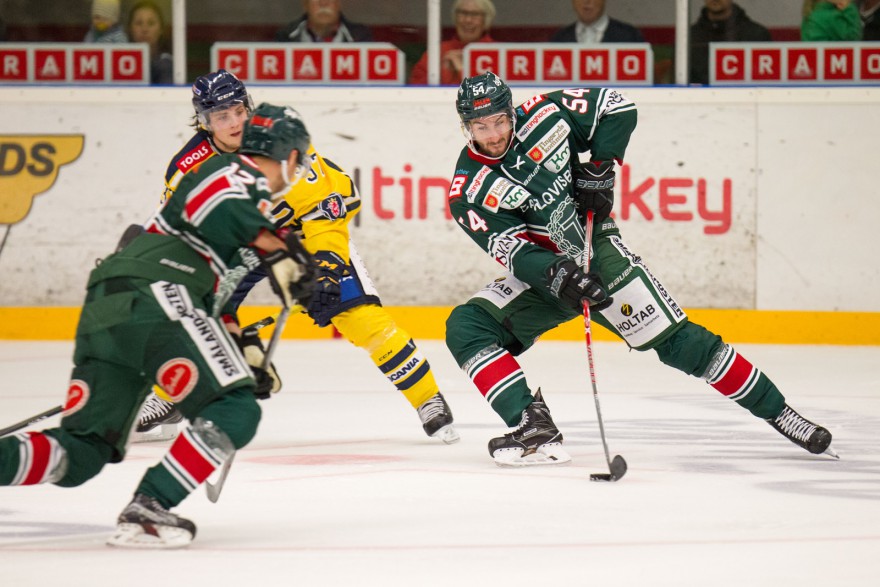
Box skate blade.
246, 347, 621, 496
432, 424, 461, 445
130, 423, 180, 444
493, 443, 572, 468
107, 523, 193, 549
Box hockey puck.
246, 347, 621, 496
589, 455, 628, 482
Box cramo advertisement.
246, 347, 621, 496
0, 86, 876, 314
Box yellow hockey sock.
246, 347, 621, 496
333, 305, 439, 408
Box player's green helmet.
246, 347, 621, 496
240, 103, 311, 167
455, 71, 513, 122
456, 72, 516, 159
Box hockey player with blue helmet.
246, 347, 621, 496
136, 69, 460, 445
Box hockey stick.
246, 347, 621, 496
581, 210, 628, 482
0, 316, 279, 440
205, 306, 292, 503
0, 405, 63, 437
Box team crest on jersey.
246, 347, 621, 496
157, 358, 198, 402
528, 146, 544, 162
177, 140, 212, 174
319, 193, 346, 220
482, 193, 500, 212
62, 379, 90, 417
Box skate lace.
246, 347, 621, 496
417, 395, 445, 424
139, 396, 174, 423
775, 407, 816, 442
507, 411, 533, 437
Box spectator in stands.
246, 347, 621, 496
802, 1, 863, 40
409, 0, 496, 85
690, 0, 771, 85
127, 0, 173, 84
551, 0, 644, 43
861, 0, 880, 39
275, 0, 372, 42
84, 0, 128, 43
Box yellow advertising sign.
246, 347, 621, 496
0, 135, 85, 224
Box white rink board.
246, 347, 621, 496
0, 87, 877, 311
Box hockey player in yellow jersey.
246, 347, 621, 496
136, 69, 458, 443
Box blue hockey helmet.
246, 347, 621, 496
191, 69, 254, 129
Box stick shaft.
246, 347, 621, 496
581, 210, 613, 469
0, 405, 63, 437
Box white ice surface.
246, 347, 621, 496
1, 339, 878, 586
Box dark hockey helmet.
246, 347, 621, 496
191, 69, 254, 129
455, 71, 513, 121
456, 71, 516, 159
240, 103, 311, 169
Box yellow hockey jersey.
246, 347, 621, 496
271, 146, 361, 261
162, 133, 360, 262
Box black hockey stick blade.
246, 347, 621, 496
0, 405, 63, 437
590, 455, 628, 482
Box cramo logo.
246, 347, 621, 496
179, 142, 212, 172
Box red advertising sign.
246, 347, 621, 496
0, 44, 149, 84
464, 43, 653, 85
710, 42, 880, 85
212, 43, 406, 85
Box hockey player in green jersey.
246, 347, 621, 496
445, 72, 837, 467
137, 69, 459, 444
0, 103, 316, 548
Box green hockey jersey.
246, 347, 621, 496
448, 87, 637, 291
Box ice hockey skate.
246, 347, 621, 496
767, 404, 838, 458
417, 392, 460, 444
488, 390, 571, 467
107, 494, 196, 549
131, 393, 183, 443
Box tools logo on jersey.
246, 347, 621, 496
156, 358, 198, 402
177, 140, 212, 174
319, 193, 346, 220
62, 379, 90, 417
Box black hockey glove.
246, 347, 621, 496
571, 161, 615, 222
307, 250, 346, 327
260, 232, 315, 310
547, 259, 612, 312
233, 326, 281, 400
